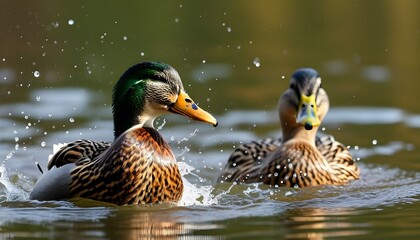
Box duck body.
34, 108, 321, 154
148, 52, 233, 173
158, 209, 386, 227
30, 62, 217, 205
32, 128, 181, 205
219, 68, 359, 187
221, 135, 358, 187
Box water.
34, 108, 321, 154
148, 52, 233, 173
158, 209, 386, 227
1, 1, 420, 239
1, 106, 420, 239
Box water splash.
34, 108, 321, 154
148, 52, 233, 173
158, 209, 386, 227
33, 71, 40, 78
0, 165, 29, 202
253, 57, 261, 67
177, 162, 218, 206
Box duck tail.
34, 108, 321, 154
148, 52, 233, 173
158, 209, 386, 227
35, 161, 44, 174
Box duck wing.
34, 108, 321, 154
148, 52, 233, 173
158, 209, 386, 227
47, 140, 111, 170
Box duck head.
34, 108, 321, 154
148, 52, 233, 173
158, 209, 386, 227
112, 62, 217, 138
278, 68, 329, 143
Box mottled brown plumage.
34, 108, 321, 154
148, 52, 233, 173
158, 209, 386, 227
64, 128, 182, 205
219, 68, 359, 187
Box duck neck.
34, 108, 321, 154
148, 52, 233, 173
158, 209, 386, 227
113, 92, 151, 138
281, 122, 318, 146
113, 102, 159, 139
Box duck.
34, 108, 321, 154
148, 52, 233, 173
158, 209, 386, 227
30, 61, 218, 205
219, 68, 359, 187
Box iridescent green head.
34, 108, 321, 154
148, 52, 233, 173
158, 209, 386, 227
112, 62, 217, 138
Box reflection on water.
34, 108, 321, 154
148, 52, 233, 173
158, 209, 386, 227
283, 208, 365, 240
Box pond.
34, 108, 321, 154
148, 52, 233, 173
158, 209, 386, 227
1, 1, 420, 239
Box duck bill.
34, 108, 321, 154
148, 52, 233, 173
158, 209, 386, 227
169, 90, 218, 127
297, 94, 320, 130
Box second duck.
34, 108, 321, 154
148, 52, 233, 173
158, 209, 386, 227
219, 68, 359, 187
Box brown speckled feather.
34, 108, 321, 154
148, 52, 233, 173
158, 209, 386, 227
43, 127, 182, 205
219, 135, 359, 187
66, 127, 183, 205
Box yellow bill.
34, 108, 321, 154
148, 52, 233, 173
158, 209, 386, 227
169, 90, 218, 127
297, 94, 320, 130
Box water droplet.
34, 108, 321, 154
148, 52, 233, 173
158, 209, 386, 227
69, 118, 75, 123
14, 137, 19, 142
122, 35, 128, 40
227, 27, 232, 32
33, 71, 40, 78
36, 96, 41, 102
281, 75, 285, 79
354, 145, 359, 150
372, 139, 377, 145
202, 60, 206, 63
253, 57, 260, 67
140, 52, 145, 56
41, 141, 46, 147
6, 151, 14, 160
174, 18, 179, 23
